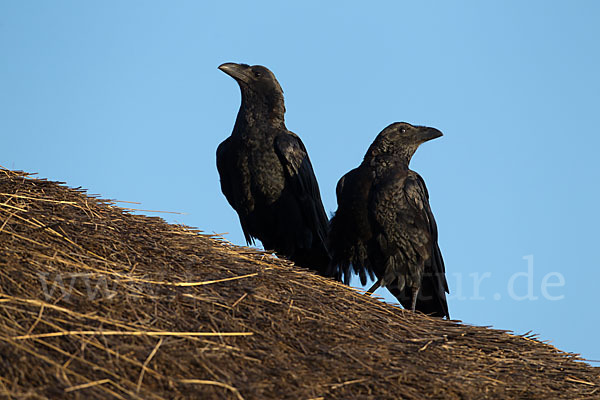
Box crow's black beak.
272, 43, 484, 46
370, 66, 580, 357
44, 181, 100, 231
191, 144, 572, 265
418, 127, 443, 143
218, 62, 252, 84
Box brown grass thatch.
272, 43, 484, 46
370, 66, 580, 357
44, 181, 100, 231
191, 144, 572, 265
0, 167, 598, 399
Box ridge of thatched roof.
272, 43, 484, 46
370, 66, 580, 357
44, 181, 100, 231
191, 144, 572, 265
0, 168, 598, 399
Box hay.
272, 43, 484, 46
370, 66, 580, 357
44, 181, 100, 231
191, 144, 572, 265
0, 167, 598, 399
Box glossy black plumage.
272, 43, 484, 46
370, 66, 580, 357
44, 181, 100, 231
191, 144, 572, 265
329, 122, 450, 318
217, 63, 332, 277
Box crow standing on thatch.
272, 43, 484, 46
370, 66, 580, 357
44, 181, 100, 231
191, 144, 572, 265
216, 63, 333, 277
328, 122, 450, 318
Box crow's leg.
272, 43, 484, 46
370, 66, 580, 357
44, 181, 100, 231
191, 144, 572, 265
366, 279, 381, 296
410, 285, 420, 312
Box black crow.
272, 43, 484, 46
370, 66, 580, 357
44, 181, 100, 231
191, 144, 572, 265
329, 122, 449, 318
217, 63, 332, 277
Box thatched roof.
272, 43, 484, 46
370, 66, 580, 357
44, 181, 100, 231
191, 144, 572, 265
0, 168, 598, 399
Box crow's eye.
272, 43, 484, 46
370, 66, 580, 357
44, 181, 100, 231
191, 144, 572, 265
401, 128, 406, 133
254, 70, 262, 78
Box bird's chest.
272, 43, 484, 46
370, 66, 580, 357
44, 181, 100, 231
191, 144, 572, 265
237, 139, 285, 206
370, 172, 411, 224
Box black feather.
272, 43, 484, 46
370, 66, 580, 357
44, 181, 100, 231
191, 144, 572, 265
216, 63, 332, 277
329, 122, 449, 318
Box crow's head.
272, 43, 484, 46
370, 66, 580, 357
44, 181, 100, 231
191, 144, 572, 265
366, 122, 443, 166
219, 63, 285, 117
383, 122, 443, 146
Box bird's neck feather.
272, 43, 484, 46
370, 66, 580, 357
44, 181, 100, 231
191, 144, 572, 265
364, 141, 417, 170
235, 87, 286, 131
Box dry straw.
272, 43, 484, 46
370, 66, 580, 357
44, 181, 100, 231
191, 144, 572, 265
0, 168, 598, 399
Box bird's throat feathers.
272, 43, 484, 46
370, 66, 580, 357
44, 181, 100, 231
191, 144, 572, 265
235, 86, 286, 132
364, 139, 418, 171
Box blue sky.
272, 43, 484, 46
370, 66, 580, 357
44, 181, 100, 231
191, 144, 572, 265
2, 1, 599, 364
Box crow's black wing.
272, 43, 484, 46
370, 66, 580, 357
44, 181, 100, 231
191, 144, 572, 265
403, 171, 449, 318
274, 132, 331, 273
329, 166, 375, 285
274, 132, 329, 243
216, 138, 236, 208
216, 137, 254, 245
